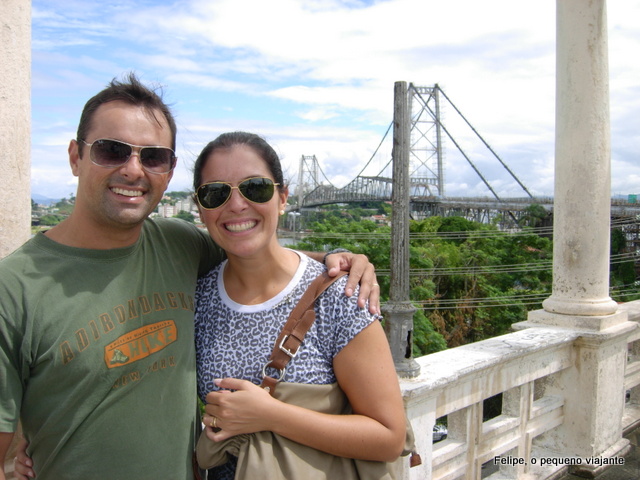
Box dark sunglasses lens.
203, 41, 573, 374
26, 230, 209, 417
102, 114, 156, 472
239, 178, 275, 203
92, 140, 132, 166
140, 147, 175, 173
198, 184, 231, 209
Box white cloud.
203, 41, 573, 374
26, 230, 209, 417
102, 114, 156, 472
27, 0, 640, 201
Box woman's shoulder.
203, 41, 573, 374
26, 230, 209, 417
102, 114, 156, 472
196, 262, 224, 298
301, 253, 325, 275
297, 252, 352, 296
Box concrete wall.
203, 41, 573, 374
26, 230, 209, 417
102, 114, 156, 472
0, 0, 31, 259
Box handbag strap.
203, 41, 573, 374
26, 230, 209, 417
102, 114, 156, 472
260, 270, 347, 396
258, 270, 424, 468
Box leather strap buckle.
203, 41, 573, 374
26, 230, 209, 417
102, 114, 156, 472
278, 334, 301, 358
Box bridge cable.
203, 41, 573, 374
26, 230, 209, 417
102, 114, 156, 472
435, 85, 534, 199
356, 121, 394, 179
410, 86, 504, 203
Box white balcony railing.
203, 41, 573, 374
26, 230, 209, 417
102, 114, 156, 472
398, 300, 640, 480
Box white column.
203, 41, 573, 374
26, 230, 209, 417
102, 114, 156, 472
514, 1, 637, 475
527, 0, 627, 331
0, 0, 31, 258
542, 0, 619, 322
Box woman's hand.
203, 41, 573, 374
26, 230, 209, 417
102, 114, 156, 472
12, 436, 35, 479
202, 322, 406, 462
202, 378, 276, 442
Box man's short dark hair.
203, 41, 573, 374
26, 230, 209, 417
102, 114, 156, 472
76, 72, 177, 155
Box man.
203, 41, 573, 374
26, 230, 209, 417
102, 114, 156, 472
0, 73, 379, 479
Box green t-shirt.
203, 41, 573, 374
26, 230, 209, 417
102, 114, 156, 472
0, 218, 223, 479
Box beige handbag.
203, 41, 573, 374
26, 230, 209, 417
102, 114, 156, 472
196, 271, 421, 479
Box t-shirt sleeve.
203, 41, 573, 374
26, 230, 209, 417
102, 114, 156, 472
316, 275, 376, 359
157, 218, 224, 276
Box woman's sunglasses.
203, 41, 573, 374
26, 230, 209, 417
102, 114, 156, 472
81, 139, 176, 174
196, 177, 279, 210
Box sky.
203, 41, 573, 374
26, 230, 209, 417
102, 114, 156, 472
30, 0, 640, 201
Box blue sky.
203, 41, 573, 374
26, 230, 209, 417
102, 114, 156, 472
30, 0, 640, 200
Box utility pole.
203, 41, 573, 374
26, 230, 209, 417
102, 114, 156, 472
382, 81, 420, 377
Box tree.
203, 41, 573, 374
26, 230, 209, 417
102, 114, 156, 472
175, 210, 195, 223
293, 212, 447, 355
519, 204, 551, 230
421, 219, 552, 346
39, 214, 65, 226
290, 209, 555, 352
610, 228, 638, 302
164, 191, 191, 205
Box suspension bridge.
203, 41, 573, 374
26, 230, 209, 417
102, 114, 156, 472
293, 83, 640, 224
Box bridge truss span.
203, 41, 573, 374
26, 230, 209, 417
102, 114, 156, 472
303, 175, 393, 206
296, 83, 536, 213
294, 83, 640, 224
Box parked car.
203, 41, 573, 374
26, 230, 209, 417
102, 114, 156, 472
433, 424, 448, 443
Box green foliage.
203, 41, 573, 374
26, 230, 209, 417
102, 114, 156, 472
610, 228, 640, 302
412, 309, 447, 355
163, 191, 192, 206
39, 214, 66, 226
31, 197, 74, 227
291, 210, 557, 352
518, 204, 551, 229
611, 228, 627, 253
52, 199, 75, 216
165, 191, 191, 199
174, 210, 196, 223
425, 221, 552, 347
291, 208, 639, 351
438, 216, 477, 233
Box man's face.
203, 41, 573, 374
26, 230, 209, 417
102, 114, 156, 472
69, 100, 174, 231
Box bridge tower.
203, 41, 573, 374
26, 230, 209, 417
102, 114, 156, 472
296, 154, 321, 209
408, 84, 445, 198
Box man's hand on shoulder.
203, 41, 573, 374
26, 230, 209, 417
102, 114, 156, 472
323, 250, 380, 315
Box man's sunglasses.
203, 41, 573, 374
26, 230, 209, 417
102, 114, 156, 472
81, 139, 177, 174
196, 177, 279, 210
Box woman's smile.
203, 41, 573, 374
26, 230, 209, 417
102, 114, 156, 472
224, 219, 258, 233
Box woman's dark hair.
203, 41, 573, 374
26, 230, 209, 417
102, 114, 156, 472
76, 72, 177, 155
193, 131, 285, 192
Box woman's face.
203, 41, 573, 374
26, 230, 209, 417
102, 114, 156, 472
197, 144, 287, 259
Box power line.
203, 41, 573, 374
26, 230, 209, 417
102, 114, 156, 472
293, 218, 640, 309
300, 217, 637, 241
374, 251, 637, 277
414, 283, 639, 311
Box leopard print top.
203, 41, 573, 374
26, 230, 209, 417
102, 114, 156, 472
194, 252, 374, 402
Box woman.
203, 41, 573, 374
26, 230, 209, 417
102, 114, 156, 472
193, 131, 406, 479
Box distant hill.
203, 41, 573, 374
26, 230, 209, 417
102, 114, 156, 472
32, 194, 61, 206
